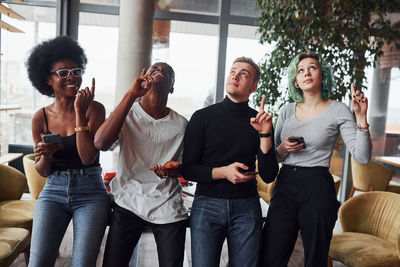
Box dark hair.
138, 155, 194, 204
287, 52, 335, 102
26, 35, 87, 97
151, 62, 175, 88
233, 56, 261, 83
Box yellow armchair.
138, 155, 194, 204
0, 164, 35, 266
256, 176, 276, 205
0, 164, 35, 231
23, 154, 47, 200
329, 191, 400, 267
0, 227, 30, 267
255, 163, 278, 205
350, 157, 393, 197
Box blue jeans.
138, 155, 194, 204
190, 195, 262, 267
29, 167, 111, 267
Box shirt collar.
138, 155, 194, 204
222, 96, 249, 112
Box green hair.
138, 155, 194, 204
287, 52, 335, 103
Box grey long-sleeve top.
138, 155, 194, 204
275, 101, 372, 167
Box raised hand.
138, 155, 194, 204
350, 83, 368, 126
250, 95, 273, 134
129, 68, 153, 97
74, 78, 95, 114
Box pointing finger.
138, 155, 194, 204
91, 78, 95, 96
260, 95, 266, 112
257, 112, 269, 123
140, 68, 146, 76
351, 83, 356, 98
255, 110, 265, 121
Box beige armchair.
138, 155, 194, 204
329, 191, 400, 267
329, 154, 342, 194
0, 227, 30, 267
256, 175, 276, 205
0, 164, 35, 266
256, 162, 278, 205
23, 154, 47, 200
0, 164, 35, 231
350, 157, 393, 197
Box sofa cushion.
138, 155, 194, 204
0, 200, 35, 229
330, 232, 400, 267
0, 227, 30, 266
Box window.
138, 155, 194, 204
80, 0, 120, 6
159, 0, 219, 15
0, 4, 56, 152
153, 21, 219, 119
230, 0, 260, 17
225, 24, 273, 108
78, 12, 119, 113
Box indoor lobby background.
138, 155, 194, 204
0, 0, 399, 207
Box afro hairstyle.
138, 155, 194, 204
26, 35, 87, 97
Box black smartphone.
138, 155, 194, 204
288, 136, 304, 143
42, 133, 62, 144
288, 136, 306, 148
242, 171, 259, 175
239, 169, 259, 175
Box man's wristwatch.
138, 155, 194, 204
259, 132, 272, 138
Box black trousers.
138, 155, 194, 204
259, 165, 340, 267
102, 201, 187, 267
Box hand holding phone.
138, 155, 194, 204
36, 133, 63, 158
242, 171, 259, 175
239, 168, 259, 176
42, 133, 62, 144
288, 136, 306, 149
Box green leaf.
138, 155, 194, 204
256, 0, 400, 114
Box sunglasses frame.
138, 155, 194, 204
50, 68, 84, 78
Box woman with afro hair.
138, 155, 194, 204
26, 35, 110, 267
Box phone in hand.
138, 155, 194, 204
239, 169, 259, 175
288, 136, 306, 148
42, 133, 62, 145
242, 171, 259, 175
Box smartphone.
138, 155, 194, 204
239, 169, 259, 175
288, 136, 306, 148
242, 171, 259, 175
42, 133, 62, 144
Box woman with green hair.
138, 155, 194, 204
259, 52, 372, 266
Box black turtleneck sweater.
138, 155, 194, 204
181, 97, 279, 198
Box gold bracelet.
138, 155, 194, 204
75, 126, 89, 132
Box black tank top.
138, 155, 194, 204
43, 108, 100, 170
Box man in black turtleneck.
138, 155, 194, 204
181, 57, 279, 267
